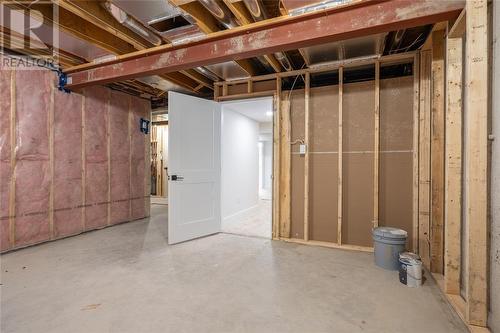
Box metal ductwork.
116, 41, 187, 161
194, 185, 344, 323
242, 0, 267, 20
242, 0, 293, 71
273, 52, 293, 71
287, 0, 352, 16
102, 1, 162, 46
194, 67, 220, 82
198, 0, 239, 29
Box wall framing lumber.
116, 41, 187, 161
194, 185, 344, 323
106, 96, 111, 226
64, 0, 464, 89
412, 54, 420, 253
81, 94, 86, 231
337, 66, 344, 245
280, 238, 373, 253
279, 94, 291, 238
48, 83, 55, 239
303, 72, 310, 241
444, 35, 462, 296
8, 71, 16, 247
418, 50, 432, 268
272, 86, 281, 239
449, 9, 466, 39
464, 0, 488, 326
373, 61, 380, 229
430, 29, 446, 274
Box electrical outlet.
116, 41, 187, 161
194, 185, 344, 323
299, 144, 307, 155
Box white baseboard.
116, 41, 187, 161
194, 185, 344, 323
223, 204, 259, 225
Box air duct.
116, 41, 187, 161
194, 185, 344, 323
194, 67, 220, 82
274, 52, 293, 71
102, 1, 162, 46
242, 0, 293, 71
242, 0, 266, 20
198, 0, 239, 29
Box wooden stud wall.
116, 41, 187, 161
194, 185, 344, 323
337, 67, 344, 245
431, 29, 446, 274
464, 0, 488, 326
217, 53, 416, 253
418, 49, 432, 269
373, 62, 380, 229
444, 35, 462, 296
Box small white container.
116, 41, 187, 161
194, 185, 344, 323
399, 252, 422, 287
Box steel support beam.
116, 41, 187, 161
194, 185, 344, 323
65, 0, 464, 89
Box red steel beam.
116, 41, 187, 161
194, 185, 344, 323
65, 0, 464, 89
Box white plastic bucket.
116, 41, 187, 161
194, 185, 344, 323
399, 252, 422, 287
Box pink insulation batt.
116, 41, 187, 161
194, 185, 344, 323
0, 70, 12, 251
0, 67, 150, 252
130, 97, 147, 220
14, 70, 51, 247
109, 90, 131, 224
53, 91, 83, 238
84, 86, 110, 230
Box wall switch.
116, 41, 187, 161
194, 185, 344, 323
299, 144, 307, 155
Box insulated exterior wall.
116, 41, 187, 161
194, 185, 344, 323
109, 90, 131, 224
0, 70, 11, 251
53, 90, 83, 238
14, 70, 51, 247
84, 86, 109, 230
0, 67, 150, 253
286, 76, 414, 247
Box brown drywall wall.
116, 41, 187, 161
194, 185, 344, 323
285, 75, 414, 248
342, 80, 375, 247
379, 76, 414, 249
290, 89, 305, 239
309, 86, 339, 243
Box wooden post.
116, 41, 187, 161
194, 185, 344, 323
418, 50, 432, 269
273, 78, 282, 239
303, 72, 310, 241
48, 84, 55, 238
279, 95, 291, 238
81, 92, 86, 231
107, 94, 111, 226
444, 35, 462, 295
373, 61, 380, 229
128, 96, 132, 219
9, 71, 16, 246
337, 67, 344, 245
412, 54, 420, 253
430, 29, 446, 274
465, 0, 488, 326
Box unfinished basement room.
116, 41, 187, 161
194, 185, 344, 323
0, 0, 499, 332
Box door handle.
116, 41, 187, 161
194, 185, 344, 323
169, 175, 184, 181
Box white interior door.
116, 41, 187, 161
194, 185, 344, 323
168, 92, 221, 244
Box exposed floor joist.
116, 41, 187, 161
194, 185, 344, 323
51, 0, 212, 93
64, 0, 464, 90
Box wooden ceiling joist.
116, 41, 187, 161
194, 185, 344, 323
56, 0, 153, 50
48, 0, 211, 93
174, 0, 262, 75
64, 0, 464, 90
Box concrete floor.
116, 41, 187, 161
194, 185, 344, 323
222, 199, 272, 238
1, 204, 467, 333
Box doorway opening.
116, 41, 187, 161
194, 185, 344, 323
150, 112, 168, 205
220, 97, 274, 239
